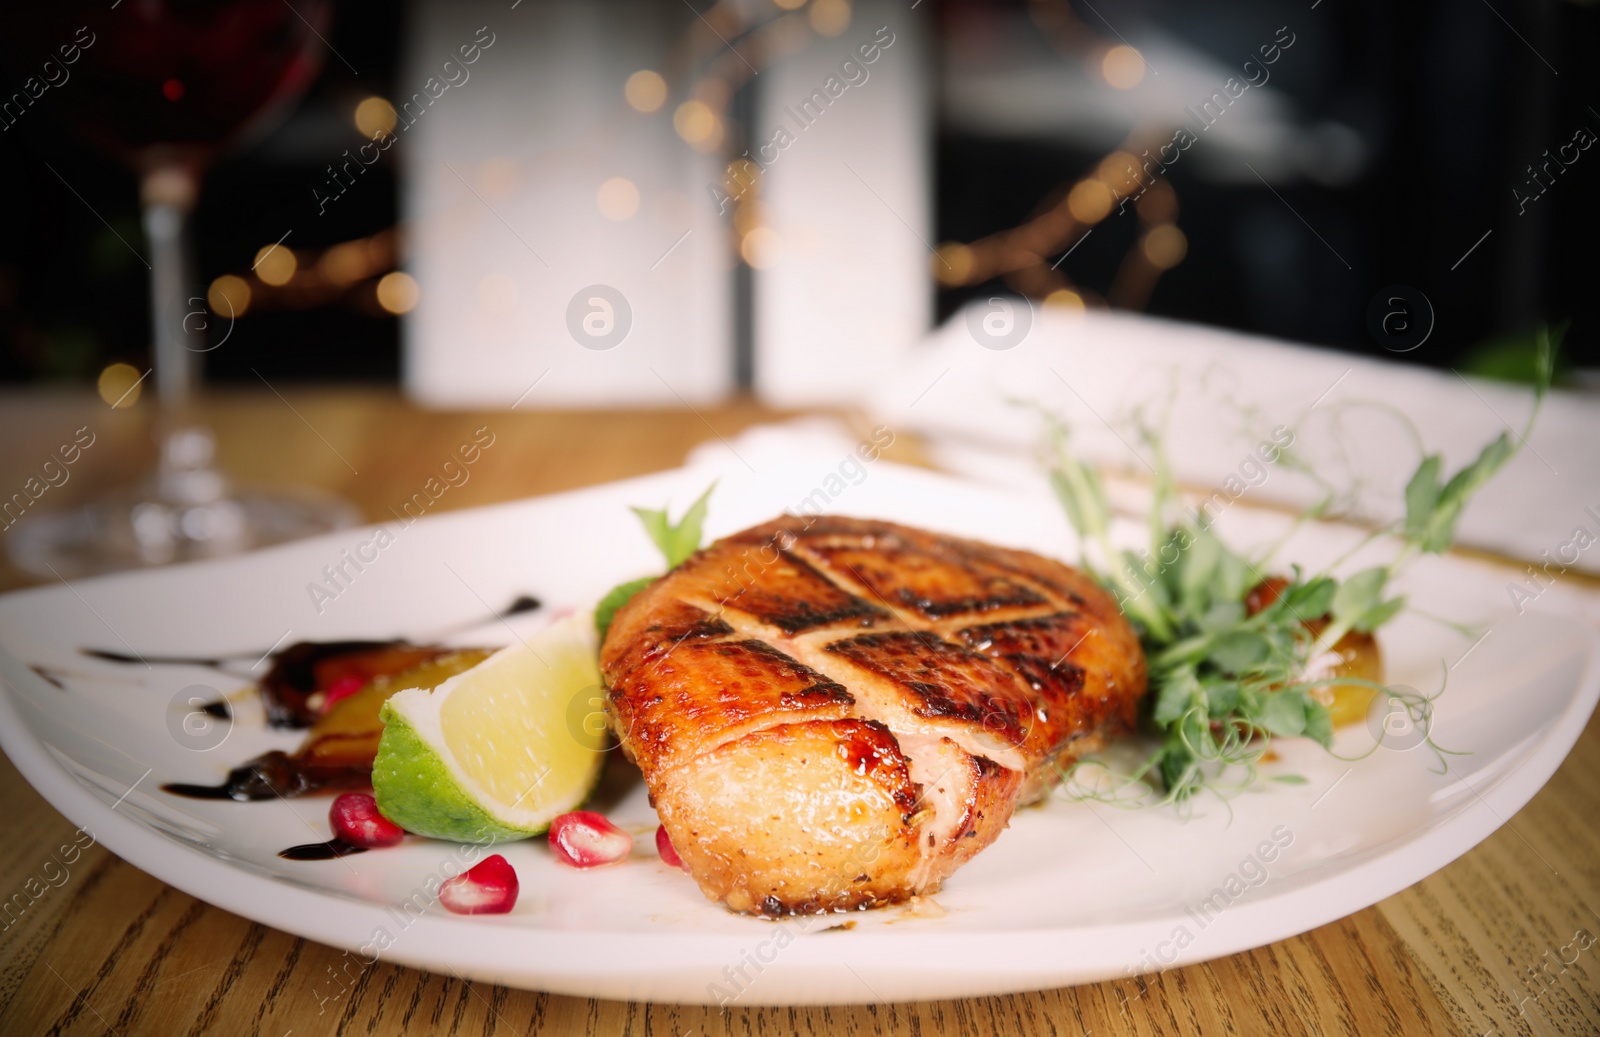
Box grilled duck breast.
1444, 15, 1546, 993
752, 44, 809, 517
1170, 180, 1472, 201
600, 516, 1146, 915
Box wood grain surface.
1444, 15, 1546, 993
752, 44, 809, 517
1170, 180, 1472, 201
0, 390, 1595, 1036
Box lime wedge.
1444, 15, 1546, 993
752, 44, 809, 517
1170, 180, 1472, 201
372, 611, 606, 842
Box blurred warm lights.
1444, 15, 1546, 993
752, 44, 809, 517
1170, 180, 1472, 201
624, 70, 667, 113
1066, 179, 1114, 223
934, 242, 975, 286
253, 244, 297, 286
479, 158, 519, 199
1044, 288, 1086, 312
740, 227, 782, 269
1141, 224, 1188, 269
732, 199, 767, 235
809, 0, 851, 36
207, 275, 251, 317
319, 242, 368, 285
1101, 45, 1146, 89
97, 362, 144, 408
199, 230, 399, 320
673, 100, 723, 151
376, 272, 419, 314
188, 5, 1183, 333
726, 158, 763, 198
1097, 151, 1138, 188
692, 77, 732, 111
354, 96, 397, 139
596, 177, 641, 221
650, 0, 1188, 317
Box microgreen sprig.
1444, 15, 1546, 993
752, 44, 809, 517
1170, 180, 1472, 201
594, 482, 716, 639
1047, 328, 1556, 803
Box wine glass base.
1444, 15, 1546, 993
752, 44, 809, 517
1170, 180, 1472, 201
6, 486, 362, 581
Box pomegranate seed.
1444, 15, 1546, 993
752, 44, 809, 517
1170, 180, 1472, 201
656, 824, 686, 870
548, 811, 633, 868
329, 792, 405, 848
321, 675, 368, 711
439, 854, 519, 915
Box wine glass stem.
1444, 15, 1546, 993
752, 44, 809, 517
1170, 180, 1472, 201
141, 172, 202, 411
140, 165, 228, 517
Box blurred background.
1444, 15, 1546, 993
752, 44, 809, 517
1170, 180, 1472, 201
2, 0, 1598, 585
4, 0, 1596, 400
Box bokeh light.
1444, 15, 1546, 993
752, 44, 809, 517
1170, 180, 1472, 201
1101, 46, 1146, 89
625, 70, 667, 113
354, 96, 398, 138
597, 177, 641, 221
376, 272, 419, 314
810, 0, 851, 36
1097, 151, 1139, 189
254, 244, 297, 287
1141, 225, 1188, 269
1066, 180, 1114, 224
1044, 288, 1086, 312
934, 243, 975, 286
207, 274, 251, 317
97, 362, 144, 408
673, 100, 723, 151
740, 227, 782, 269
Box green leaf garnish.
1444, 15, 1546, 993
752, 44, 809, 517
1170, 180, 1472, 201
1402, 454, 1442, 543
595, 482, 717, 639
1252, 687, 1307, 738
1301, 698, 1334, 748
593, 577, 657, 642
1417, 433, 1515, 554
1041, 325, 1557, 804
1331, 566, 1387, 628
1285, 577, 1336, 618
631, 481, 717, 569
1405, 324, 1557, 556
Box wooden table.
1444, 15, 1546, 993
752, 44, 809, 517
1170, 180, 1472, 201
0, 390, 1595, 1036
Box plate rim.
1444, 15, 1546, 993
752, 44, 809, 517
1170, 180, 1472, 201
2, 462, 1597, 1005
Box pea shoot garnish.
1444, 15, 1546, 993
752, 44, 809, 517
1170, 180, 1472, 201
1049, 329, 1555, 803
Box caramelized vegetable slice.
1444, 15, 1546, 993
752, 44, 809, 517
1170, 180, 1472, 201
174, 649, 492, 800
1246, 576, 1383, 728
259, 641, 457, 727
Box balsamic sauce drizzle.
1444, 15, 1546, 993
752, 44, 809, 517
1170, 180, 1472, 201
159, 781, 237, 801
278, 839, 368, 861
80, 594, 541, 673
72, 594, 542, 859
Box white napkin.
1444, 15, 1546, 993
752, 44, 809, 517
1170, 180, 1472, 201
864, 305, 1600, 575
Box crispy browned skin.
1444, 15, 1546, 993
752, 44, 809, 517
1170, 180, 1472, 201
601, 516, 1146, 915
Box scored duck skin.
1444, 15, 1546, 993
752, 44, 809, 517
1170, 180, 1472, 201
600, 516, 1146, 916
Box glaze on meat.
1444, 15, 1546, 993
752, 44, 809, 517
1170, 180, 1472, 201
600, 516, 1146, 915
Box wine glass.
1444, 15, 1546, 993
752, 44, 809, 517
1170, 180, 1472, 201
5, 0, 358, 579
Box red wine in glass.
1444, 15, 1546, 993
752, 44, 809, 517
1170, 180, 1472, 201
4, 0, 359, 578
10, 0, 332, 170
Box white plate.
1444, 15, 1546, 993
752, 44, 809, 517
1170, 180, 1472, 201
1, 454, 1595, 1006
